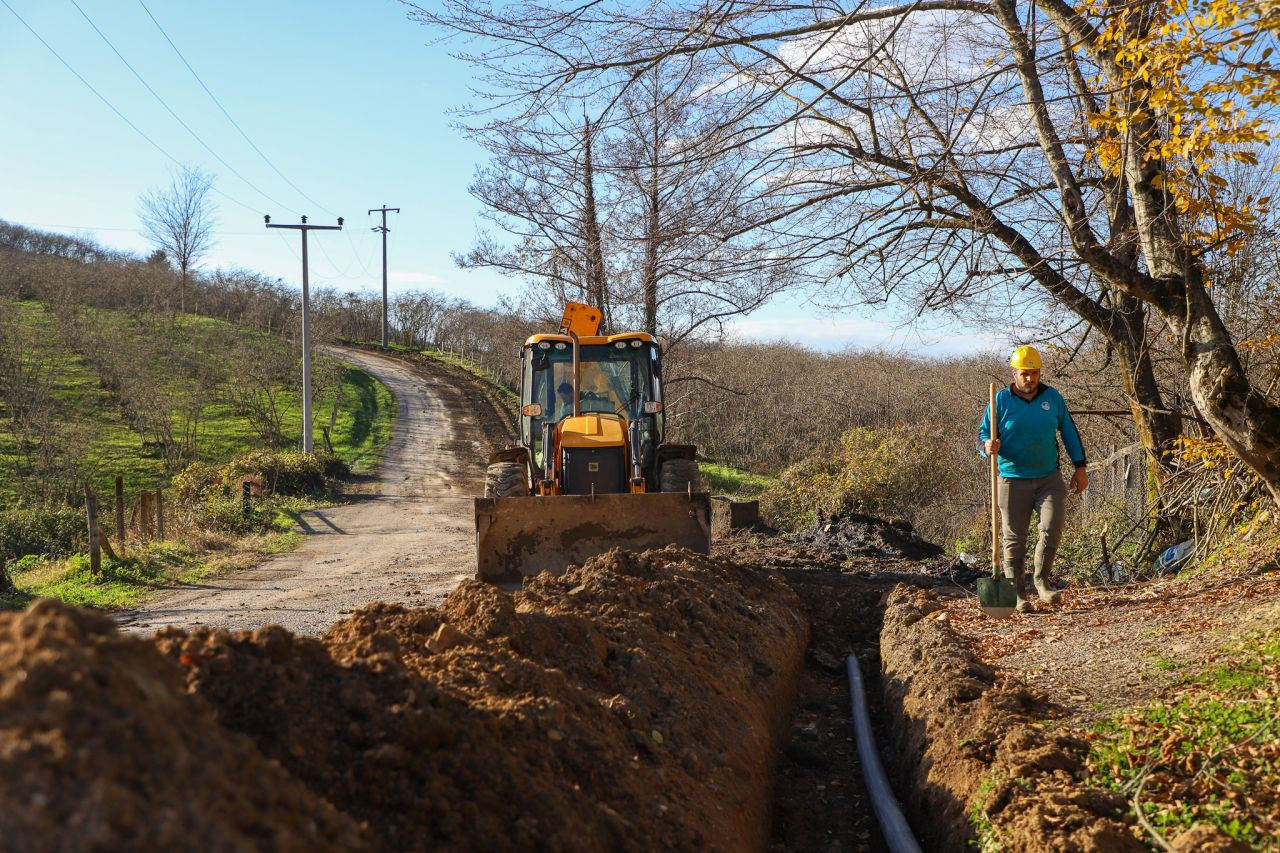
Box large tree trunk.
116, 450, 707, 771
1110, 294, 1182, 475
581, 120, 609, 325
1025, 0, 1280, 506
1125, 197, 1280, 501
642, 163, 660, 335
1166, 268, 1280, 505
1106, 295, 1189, 538
1114, 120, 1280, 505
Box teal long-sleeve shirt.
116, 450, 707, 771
977, 384, 1086, 479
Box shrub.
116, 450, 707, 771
761, 424, 954, 533
0, 506, 86, 561
220, 450, 341, 496
317, 451, 351, 480
172, 460, 222, 505
190, 493, 274, 534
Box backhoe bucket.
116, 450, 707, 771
474, 492, 712, 583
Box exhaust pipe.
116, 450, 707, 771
568, 329, 581, 417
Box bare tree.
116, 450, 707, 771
139, 165, 217, 314
429, 11, 799, 345
456, 106, 621, 325
416, 0, 1280, 506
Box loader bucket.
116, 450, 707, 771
474, 492, 712, 583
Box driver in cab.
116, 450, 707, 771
555, 382, 575, 420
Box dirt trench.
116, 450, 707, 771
878, 586, 1142, 852
9, 512, 1119, 851
3, 547, 815, 851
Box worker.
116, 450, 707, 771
555, 382, 575, 420
977, 345, 1088, 612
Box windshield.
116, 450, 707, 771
521, 341, 664, 463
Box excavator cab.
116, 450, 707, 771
523, 333, 664, 494
474, 305, 709, 582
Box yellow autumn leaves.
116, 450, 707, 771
1080, 0, 1280, 254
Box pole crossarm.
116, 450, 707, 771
264, 214, 343, 453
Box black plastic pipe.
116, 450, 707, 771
846, 655, 924, 853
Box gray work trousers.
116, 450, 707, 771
998, 472, 1067, 599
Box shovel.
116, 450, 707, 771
977, 382, 1017, 618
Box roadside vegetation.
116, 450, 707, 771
0, 295, 394, 609
699, 462, 775, 500
1083, 621, 1280, 846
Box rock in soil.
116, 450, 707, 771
0, 599, 365, 850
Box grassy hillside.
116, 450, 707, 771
0, 300, 393, 504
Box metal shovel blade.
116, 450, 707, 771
977, 575, 1018, 620
474, 492, 712, 583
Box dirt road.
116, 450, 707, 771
118, 346, 495, 636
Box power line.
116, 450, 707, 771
136, 0, 339, 218
275, 231, 302, 262
5, 218, 267, 236
344, 228, 376, 277
315, 238, 365, 279
68, 0, 298, 214
0, 0, 261, 214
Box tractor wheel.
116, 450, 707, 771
484, 462, 529, 498
659, 458, 700, 493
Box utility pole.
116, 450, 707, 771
368, 205, 400, 348
264, 214, 343, 453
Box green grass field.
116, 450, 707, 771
417, 345, 519, 402
0, 301, 396, 610
0, 301, 395, 500
700, 461, 777, 498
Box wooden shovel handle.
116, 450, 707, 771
990, 383, 1000, 579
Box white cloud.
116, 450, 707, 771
724, 312, 1003, 356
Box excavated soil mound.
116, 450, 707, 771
154, 547, 808, 852
789, 512, 943, 561
0, 599, 365, 850
879, 585, 1141, 852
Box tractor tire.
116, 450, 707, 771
484, 462, 529, 498
659, 458, 700, 493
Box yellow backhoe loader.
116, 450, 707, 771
474, 303, 710, 582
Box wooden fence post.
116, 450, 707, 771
0, 551, 13, 594
242, 481, 252, 519
155, 489, 165, 539
140, 491, 153, 541
115, 476, 126, 545
84, 486, 101, 575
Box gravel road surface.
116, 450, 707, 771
118, 346, 489, 636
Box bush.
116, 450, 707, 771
172, 461, 222, 505
0, 506, 86, 561
170, 451, 348, 534
220, 450, 342, 496
190, 492, 275, 534
761, 424, 955, 533
317, 451, 351, 480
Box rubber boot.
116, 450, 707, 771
1006, 567, 1035, 613
1033, 568, 1063, 605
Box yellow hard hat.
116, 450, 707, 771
1010, 345, 1042, 370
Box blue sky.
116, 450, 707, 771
1, 0, 1003, 355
